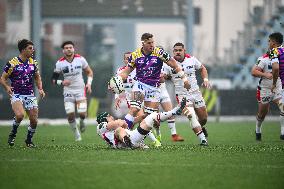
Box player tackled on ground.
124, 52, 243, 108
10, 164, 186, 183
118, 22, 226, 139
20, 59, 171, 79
96, 98, 187, 149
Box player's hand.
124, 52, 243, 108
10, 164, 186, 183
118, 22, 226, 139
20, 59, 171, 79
202, 79, 211, 89
86, 84, 92, 94
5, 86, 13, 97
184, 80, 191, 90
62, 80, 71, 86
271, 84, 276, 93
38, 89, 45, 99
264, 72, 273, 80
115, 98, 121, 110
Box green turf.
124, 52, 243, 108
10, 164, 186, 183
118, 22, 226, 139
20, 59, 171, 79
0, 121, 283, 189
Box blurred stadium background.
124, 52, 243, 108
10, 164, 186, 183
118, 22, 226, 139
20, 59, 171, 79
0, 0, 283, 121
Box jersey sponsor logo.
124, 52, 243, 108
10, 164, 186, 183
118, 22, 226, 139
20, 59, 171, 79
63, 66, 69, 73
16, 66, 24, 71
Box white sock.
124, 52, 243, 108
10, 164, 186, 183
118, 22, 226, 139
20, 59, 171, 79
130, 129, 145, 145
280, 114, 284, 135
196, 130, 206, 142
69, 121, 80, 136
159, 108, 179, 122
168, 119, 176, 135
147, 131, 157, 142
256, 116, 263, 133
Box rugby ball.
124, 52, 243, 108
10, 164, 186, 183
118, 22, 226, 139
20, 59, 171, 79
108, 76, 125, 94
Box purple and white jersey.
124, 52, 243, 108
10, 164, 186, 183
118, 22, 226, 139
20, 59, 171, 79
269, 46, 284, 87
127, 47, 171, 87
3, 57, 39, 95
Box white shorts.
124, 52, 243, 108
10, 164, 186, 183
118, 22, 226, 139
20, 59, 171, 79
132, 81, 160, 103
11, 94, 38, 110
160, 83, 171, 103
176, 90, 206, 108
256, 87, 281, 104
63, 89, 86, 103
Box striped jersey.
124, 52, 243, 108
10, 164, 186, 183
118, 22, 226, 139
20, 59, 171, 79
127, 47, 171, 87
269, 46, 284, 87
3, 57, 39, 95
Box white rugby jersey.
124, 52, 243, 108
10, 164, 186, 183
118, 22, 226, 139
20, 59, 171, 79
116, 66, 136, 93
54, 54, 89, 92
255, 54, 281, 89
162, 55, 202, 94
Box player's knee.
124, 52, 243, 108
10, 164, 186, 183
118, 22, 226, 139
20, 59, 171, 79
15, 113, 24, 122
256, 113, 265, 121
137, 124, 150, 135
183, 107, 194, 119
144, 112, 159, 129
79, 113, 86, 120
129, 106, 141, 116
64, 102, 75, 114
67, 114, 76, 123
199, 118, 207, 126
77, 102, 87, 113
29, 118, 38, 127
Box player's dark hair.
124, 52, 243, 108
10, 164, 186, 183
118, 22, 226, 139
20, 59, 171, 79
173, 42, 185, 48
141, 33, 153, 41
61, 41, 75, 49
18, 39, 34, 52
269, 32, 283, 45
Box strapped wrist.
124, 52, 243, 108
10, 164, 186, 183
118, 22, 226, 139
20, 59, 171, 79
56, 80, 63, 85
87, 77, 93, 85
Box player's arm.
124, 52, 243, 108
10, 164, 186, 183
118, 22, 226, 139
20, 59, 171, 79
272, 62, 279, 86
166, 58, 190, 89
83, 66, 93, 94
34, 71, 45, 98
200, 65, 211, 88
251, 66, 272, 79
118, 66, 134, 81
107, 119, 128, 130
51, 71, 70, 86
0, 72, 12, 97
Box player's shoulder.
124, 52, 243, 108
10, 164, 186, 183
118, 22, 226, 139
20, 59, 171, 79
28, 57, 38, 65
74, 54, 85, 59
131, 48, 143, 58
117, 66, 127, 72
8, 57, 21, 66
257, 53, 269, 61
152, 46, 166, 56
58, 56, 66, 62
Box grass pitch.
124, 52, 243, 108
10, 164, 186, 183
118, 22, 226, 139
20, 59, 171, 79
0, 121, 283, 189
